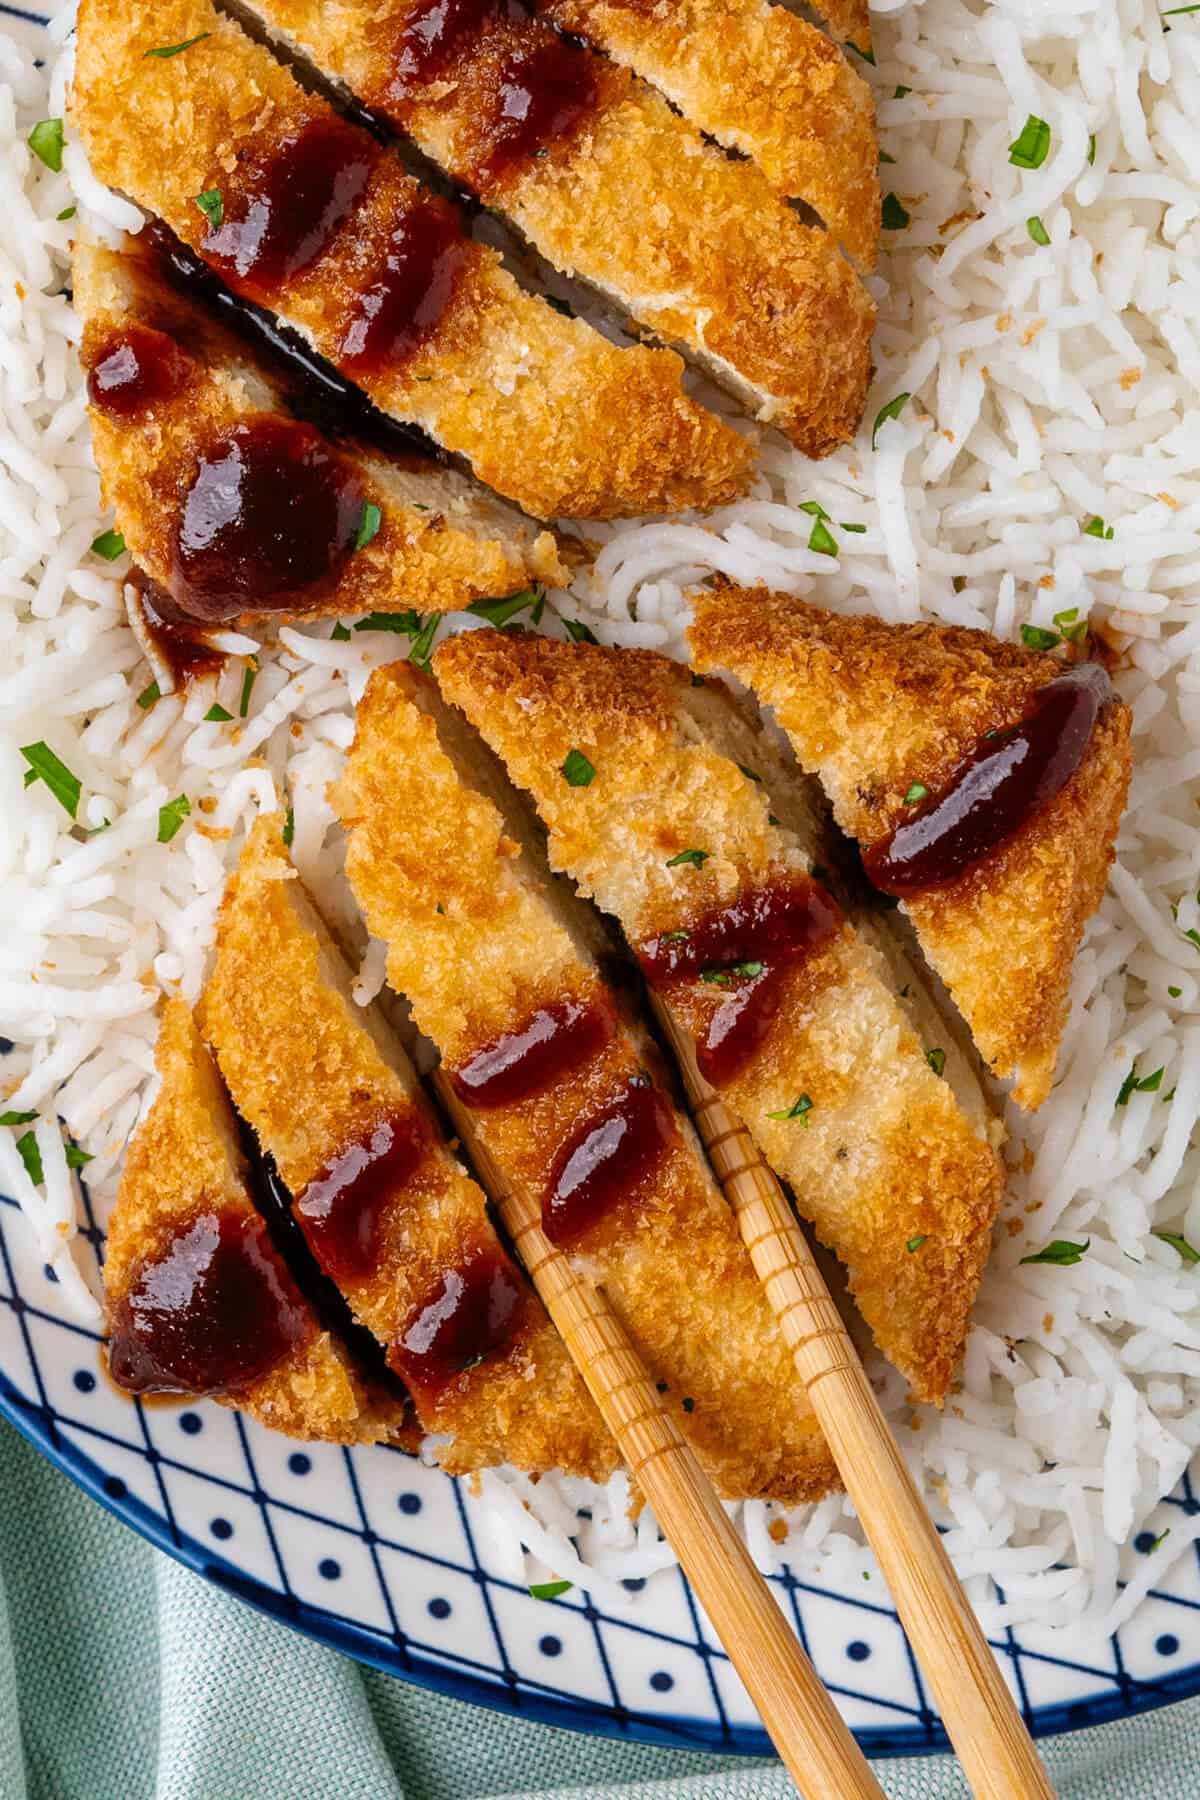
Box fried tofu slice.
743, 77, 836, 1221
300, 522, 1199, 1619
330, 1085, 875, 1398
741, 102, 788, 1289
232, 0, 874, 456
104, 998, 405, 1443
73, 234, 567, 621
688, 586, 1134, 1110
331, 663, 837, 1504
70, 0, 751, 519
201, 817, 614, 1482
538, 0, 879, 269
435, 630, 1004, 1405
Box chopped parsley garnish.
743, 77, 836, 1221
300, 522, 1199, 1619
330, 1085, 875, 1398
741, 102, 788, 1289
545, 295, 576, 318
90, 529, 126, 561
193, 189, 223, 229
28, 119, 64, 173
881, 192, 910, 229
1008, 115, 1051, 170
1116, 1063, 1164, 1106
906, 1235, 928, 1253
355, 610, 423, 634
468, 590, 539, 627
871, 391, 910, 451
1087, 133, 1096, 165
204, 703, 233, 723
926, 1047, 946, 1077
767, 1094, 813, 1125
1053, 606, 1088, 643
144, 33, 211, 56
239, 662, 257, 718
528, 1580, 572, 1601
800, 500, 830, 520
0, 1111, 37, 1127
563, 616, 598, 644
681, 1396, 695, 1413
1026, 216, 1051, 246
56, 205, 76, 221
1169, 985, 1182, 998
136, 681, 160, 710
1020, 1238, 1089, 1267
700, 960, 763, 986
353, 501, 382, 552
737, 764, 762, 783
1154, 1231, 1200, 1264
767, 813, 780, 826
846, 40, 875, 63
157, 795, 190, 843
894, 84, 912, 98
1148, 1528, 1172, 1555
20, 742, 80, 818
879, 150, 896, 165
65, 1143, 94, 1170
903, 782, 929, 804
282, 806, 295, 848
1084, 515, 1114, 540
330, 621, 352, 641
15, 1131, 43, 1187
666, 848, 708, 868
1020, 624, 1060, 651
808, 517, 838, 557
841, 520, 867, 533
561, 748, 595, 788
409, 614, 439, 670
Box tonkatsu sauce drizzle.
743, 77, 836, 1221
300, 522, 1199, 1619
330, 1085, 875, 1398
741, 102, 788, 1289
107, 1211, 310, 1397
864, 663, 1114, 896
128, 571, 225, 689
295, 1114, 428, 1286
85, 323, 192, 418
474, 37, 598, 183
449, 994, 616, 1109
637, 875, 842, 1088
389, 1247, 527, 1395
339, 202, 469, 373
388, 0, 524, 93
543, 1081, 677, 1245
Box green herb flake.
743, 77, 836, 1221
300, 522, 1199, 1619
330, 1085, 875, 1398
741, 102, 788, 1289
90, 529, 126, 561
799, 500, 830, 520
409, 614, 439, 670
846, 40, 875, 63
204, 703, 233, 723
894, 84, 912, 97
468, 590, 539, 628
16, 1131, 43, 1187
354, 501, 382, 552
681, 1396, 695, 1413
1026, 215, 1051, 246
1009, 115, 1052, 171
239, 662, 257, 718
28, 118, 64, 173
879, 150, 896, 165
767, 813, 780, 826
1020, 1238, 1090, 1267
561, 748, 595, 788
1117, 1064, 1165, 1105
0, 1111, 38, 1127
1087, 133, 1096, 165
808, 518, 839, 557
528, 1580, 572, 1601
355, 610, 423, 634
1169, 985, 1183, 998
193, 188, 223, 229
283, 806, 295, 849
1021, 624, 1061, 651
1148, 1528, 1173, 1555
882, 192, 911, 230
330, 622, 352, 641
871, 392, 910, 451
1154, 1232, 1200, 1265
1053, 606, 1088, 643
767, 1094, 814, 1125
144, 32, 211, 57
65, 1143, 94, 1170
1084, 515, 1114, 540
136, 681, 160, 710
841, 521, 867, 533
563, 616, 598, 645
157, 795, 190, 843
906, 1235, 928, 1253
20, 742, 80, 819
56, 205, 76, 221
927, 1047, 946, 1077
903, 782, 929, 804
665, 848, 709, 868
737, 764, 762, 784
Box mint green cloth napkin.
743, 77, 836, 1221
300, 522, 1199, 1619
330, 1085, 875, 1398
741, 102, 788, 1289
2, 1419, 1191, 1800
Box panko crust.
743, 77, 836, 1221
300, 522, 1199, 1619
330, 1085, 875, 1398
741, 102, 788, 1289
236, 0, 874, 454
105, 998, 404, 1444
541, 0, 879, 268
331, 664, 837, 1504
72, 234, 568, 615
688, 585, 1134, 1109
201, 818, 614, 1482
435, 631, 1003, 1403
70, 0, 751, 519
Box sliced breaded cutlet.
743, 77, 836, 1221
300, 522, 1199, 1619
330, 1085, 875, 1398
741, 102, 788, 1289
201, 817, 614, 1482
233, 0, 874, 455
689, 586, 1134, 1110
104, 997, 406, 1443
331, 663, 837, 1505
70, 0, 751, 519
537, 0, 879, 268
436, 631, 1005, 1405
73, 234, 566, 626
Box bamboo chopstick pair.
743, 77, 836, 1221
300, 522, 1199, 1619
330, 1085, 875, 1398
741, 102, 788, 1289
435, 1008, 1057, 1799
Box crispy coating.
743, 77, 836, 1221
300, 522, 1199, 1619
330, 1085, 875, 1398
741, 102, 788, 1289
70, 0, 751, 519
331, 663, 837, 1503
541, 0, 879, 268
688, 585, 1134, 1110
435, 632, 1003, 1404
200, 818, 613, 1481
235, 0, 874, 455
104, 998, 404, 1443
73, 235, 567, 615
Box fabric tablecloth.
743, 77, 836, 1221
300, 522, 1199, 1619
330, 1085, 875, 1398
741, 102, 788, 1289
1, 1418, 1191, 1800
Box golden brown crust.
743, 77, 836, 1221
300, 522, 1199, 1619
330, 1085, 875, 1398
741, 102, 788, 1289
541, 0, 879, 268
70, 0, 752, 519
331, 664, 836, 1503
104, 998, 403, 1443
238, 0, 874, 454
200, 817, 614, 1481
434, 631, 1004, 1403
688, 585, 1134, 1109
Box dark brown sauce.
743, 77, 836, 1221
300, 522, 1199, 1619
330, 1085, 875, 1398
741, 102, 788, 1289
85, 323, 192, 419
388, 0, 523, 94
637, 876, 842, 1087
171, 416, 365, 623
339, 201, 469, 373
448, 994, 616, 1109
129, 571, 226, 688
107, 1211, 310, 1397
201, 116, 376, 298
474, 37, 598, 183
294, 1115, 428, 1286
389, 1247, 527, 1395
543, 1081, 676, 1246
864, 663, 1114, 896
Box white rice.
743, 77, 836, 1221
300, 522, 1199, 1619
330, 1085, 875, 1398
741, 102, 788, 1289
3, 0, 1200, 1644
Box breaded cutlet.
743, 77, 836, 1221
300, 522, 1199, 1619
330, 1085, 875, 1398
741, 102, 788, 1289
234, 0, 874, 456
201, 817, 615, 1482
435, 630, 1004, 1406
331, 663, 838, 1506
688, 586, 1134, 1110
104, 997, 406, 1443
537, 0, 879, 268
73, 235, 567, 622
70, 0, 752, 520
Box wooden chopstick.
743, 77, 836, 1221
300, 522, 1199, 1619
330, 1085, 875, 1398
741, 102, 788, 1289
432, 1068, 886, 1800
648, 998, 1056, 1800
